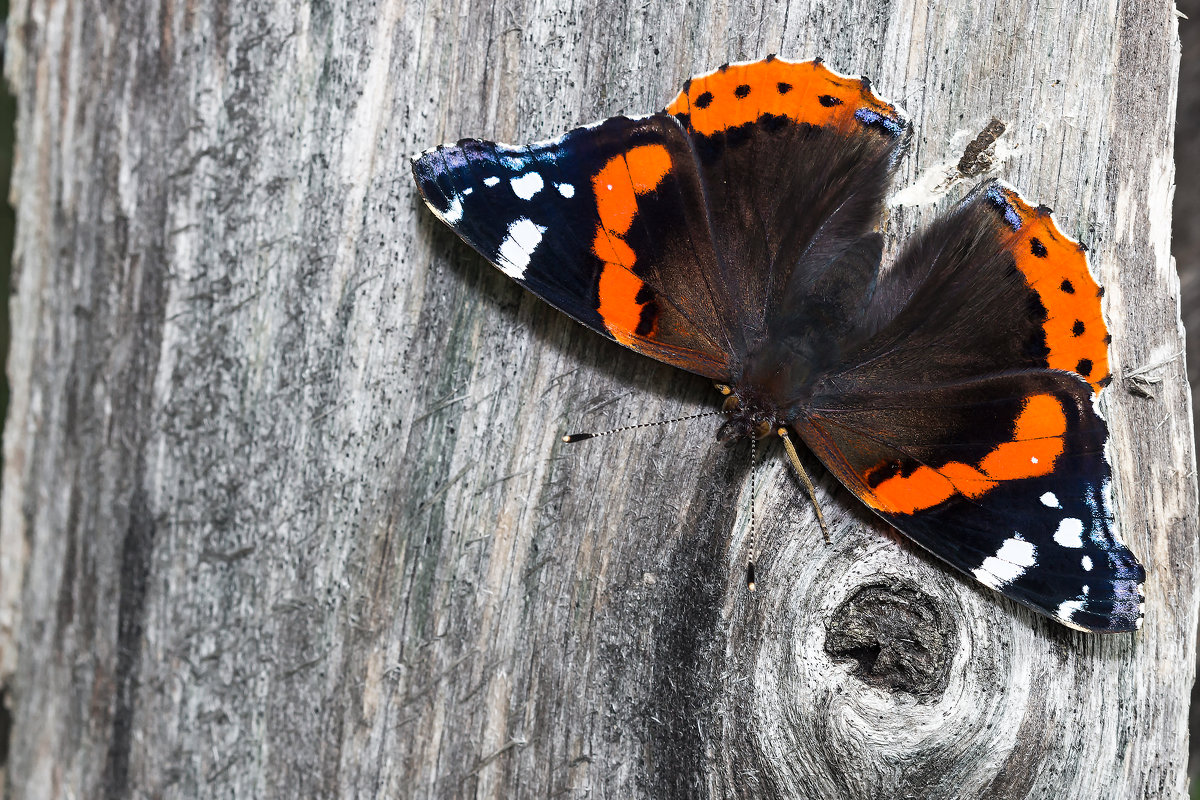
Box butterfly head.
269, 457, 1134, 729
716, 389, 776, 445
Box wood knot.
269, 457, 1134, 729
824, 582, 955, 697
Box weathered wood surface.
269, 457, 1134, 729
0, 0, 1195, 798
1176, 3, 1200, 785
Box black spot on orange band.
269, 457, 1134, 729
666, 58, 906, 139
990, 184, 1110, 396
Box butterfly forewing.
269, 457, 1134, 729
796, 371, 1143, 631
413, 114, 740, 378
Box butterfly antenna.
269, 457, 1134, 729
777, 427, 831, 544
561, 410, 721, 443
747, 435, 760, 592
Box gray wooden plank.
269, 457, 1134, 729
0, 0, 1193, 797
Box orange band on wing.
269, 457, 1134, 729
597, 260, 647, 336
591, 144, 673, 344
665, 57, 904, 138
978, 393, 1066, 480
866, 393, 1067, 515
991, 186, 1111, 394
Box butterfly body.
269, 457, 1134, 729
716, 388, 775, 444
413, 57, 1145, 633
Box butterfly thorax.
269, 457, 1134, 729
715, 337, 833, 444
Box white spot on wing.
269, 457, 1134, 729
973, 569, 1000, 589
510, 172, 544, 200
1082, 555, 1093, 571
1040, 492, 1060, 508
974, 535, 1037, 588
433, 195, 464, 225
484, 176, 500, 187
1053, 518, 1085, 548
1056, 599, 1085, 622
496, 217, 546, 279
556, 183, 575, 198
1031, 456, 1039, 464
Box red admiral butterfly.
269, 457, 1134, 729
412, 56, 1145, 633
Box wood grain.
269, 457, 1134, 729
0, 0, 1194, 797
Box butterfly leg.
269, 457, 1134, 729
778, 427, 831, 544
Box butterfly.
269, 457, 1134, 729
411, 56, 1145, 633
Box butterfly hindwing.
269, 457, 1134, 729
854, 181, 1111, 391
665, 58, 909, 365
